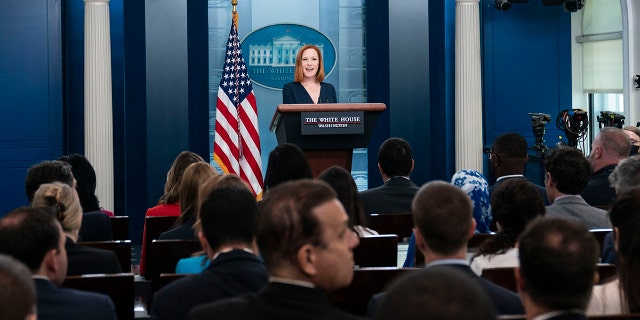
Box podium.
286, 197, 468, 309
270, 103, 386, 176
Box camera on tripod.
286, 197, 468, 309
528, 113, 551, 152
596, 111, 625, 129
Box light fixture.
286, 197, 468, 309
494, 0, 529, 11
563, 0, 584, 12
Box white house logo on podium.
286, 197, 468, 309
241, 24, 336, 90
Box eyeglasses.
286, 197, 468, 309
488, 150, 499, 160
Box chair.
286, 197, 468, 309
143, 216, 179, 276
328, 267, 417, 316
590, 229, 613, 251
109, 216, 129, 240
80, 240, 132, 273
62, 273, 135, 320
368, 213, 413, 242
481, 263, 619, 292
157, 273, 188, 291
149, 239, 202, 292
353, 234, 398, 268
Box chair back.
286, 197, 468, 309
590, 229, 613, 251
354, 234, 398, 268
62, 273, 134, 320
329, 267, 417, 316
481, 263, 619, 292
368, 213, 413, 242
143, 216, 179, 276
109, 216, 129, 240
157, 273, 188, 291
80, 240, 132, 272
149, 239, 202, 291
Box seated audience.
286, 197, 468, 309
318, 166, 377, 237
151, 186, 267, 320
360, 137, 418, 217
588, 187, 640, 315
404, 169, 492, 267
582, 127, 629, 207
544, 146, 611, 229
0, 207, 117, 320
451, 169, 492, 233
159, 162, 218, 240
263, 143, 313, 192
517, 217, 599, 320
374, 266, 496, 320
623, 126, 640, 156
470, 179, 545, 275
488, 132, 549, 205
187, 180, 362, 320
375, 181, 524, 316
0, 254, 37, 320
25, 159, 112, 242
32, 182, 122, 276
140, 151, 205, 276
58, 153, 114, 241
175, 174, 254, 274
600, 155, 640, 264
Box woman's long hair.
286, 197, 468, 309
174, 162, 217, 226
609, 187, 640, 313
159, 151, 205, 205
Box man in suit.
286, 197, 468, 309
516, 217, 599, 320
360, 137, 419, 217
543, 146, 611, 229
0, 254, 37, 320
151, 186, 268, 320
488, 132, 549, 205
370, 181, 524, 316
581, 127, 629, 207
188, 180, 362, 320
25, 160, 112, 241
0, 206, 117, 320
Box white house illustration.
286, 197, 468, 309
248, 35, 324, 67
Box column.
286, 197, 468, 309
84, 0, 114, 211
455, 0, 483, 172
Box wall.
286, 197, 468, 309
0, 0, 63, 215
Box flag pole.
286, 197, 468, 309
232, 0, 238, 27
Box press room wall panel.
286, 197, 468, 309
0, 0, 63, 216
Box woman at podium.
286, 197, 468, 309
282, 44, 337, 104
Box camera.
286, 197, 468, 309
597, 111, 625, 129
494, 0, 529, 11
528, 113, 551, 152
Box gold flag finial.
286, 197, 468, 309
232, 0, 238, 28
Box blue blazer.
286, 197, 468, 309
34, 278, 117, 320
282, 82, 337, 104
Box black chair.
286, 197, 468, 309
143, 216, 179, 276
329, 267, 417, 316
149, 239, 202, 292
109, 216, 129, 240
80, 240, 132, 273
368, 213, 413, 242
62, 273, 135, 320
353, 234, 398, 268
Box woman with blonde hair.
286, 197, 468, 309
159, 162, 218, 240
32, 182, 122, 276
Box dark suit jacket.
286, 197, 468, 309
34, 278, 117, 320
489, 176, 550, 205
545, 196, 612, 230
66, 237, 123, 276
79, 210, 113, 242
368, 264, 524, 316
581, 164, 617, 207
282, 82, 337, 104
188, 281, 364, 320
158, 217, 197, 240
151, 249, 268, 320
359, 177, 419, 216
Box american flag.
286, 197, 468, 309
213, 14, 263, 197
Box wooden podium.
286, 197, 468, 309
269, 103, 386, 176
